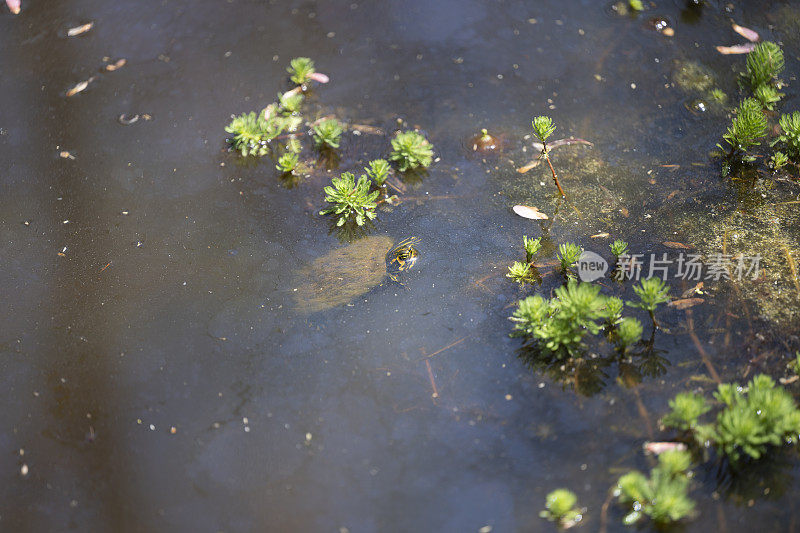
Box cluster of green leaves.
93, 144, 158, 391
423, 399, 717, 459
312, 118, 344, 149
609, 239, 629, 259
721, 98, 768, 158
287, 57, 316, 86
365, 159, 391, 186
511, 281, 608, 356
719, 42, 800, 176
225, 110, 291, 157
389, 130, 434, 172
662, 375, 800, 464
557, 242, 583, 276
744, 42, 784, 96
615, 449, 695, 526
319, 172, 379, 227
771, 111, 800, 162
506, 236, 542, 284
523, 236, 542, 263
276, 152, 299, 173
539, 489, 583, 528
532, 116, 556, 143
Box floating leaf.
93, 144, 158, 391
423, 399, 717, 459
716, 43, 756, 55
591, 232, 610, 239
513, 205, 549, 220
644, 441, 688, 455
59, 151, 75, 160
105, 58, 126, 71
732, 23, 759, 43
308, 72, 330, 84
6, 0, 20, 14
67, 22, 94, 36
66, 77, 95, 97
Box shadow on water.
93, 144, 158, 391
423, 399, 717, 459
2, 0, 800, 531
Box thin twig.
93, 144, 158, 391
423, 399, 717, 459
686, 310, 722, 384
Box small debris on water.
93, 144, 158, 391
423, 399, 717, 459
59, 150, 76, 160
513, 205, 549, 220
66, 77, 95, 97
104, 58, 126, 71
67, 22, 94, 36
20, 464, 28, 476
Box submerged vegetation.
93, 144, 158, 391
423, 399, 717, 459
539, 489, 583, 529
615, 449, 696, 526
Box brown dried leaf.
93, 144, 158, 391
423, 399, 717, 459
513, 205, 549, 220
716, 43, 756, 55
619, 207, 629, 218
67, 22, 94, 36
681, 282, 704, 298
668, 297, 704, 310
105, 58, 126, 71
516, 160, 541, 173
663, 241, 691, 249
591, 232, 610, 239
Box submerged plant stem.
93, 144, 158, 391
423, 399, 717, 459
545, 154, 566, 198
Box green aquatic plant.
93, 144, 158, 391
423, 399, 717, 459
276, 152, 299, 173
285, 136, 302, 154
706, 375, 800, 463
312, 118, 344, 149
615, 449, 696, 526
772, 111, 800, 161
602, 296, 624, 326
661, 392, 711, 432
531, 116, 566, 197
629, 277, 670, 328
710, 88, 727, 104
511, 281, 606, 356
319, 172, 379, 227
278, 91, 304, 114
389, 130, 434, 172
721, 98, 768, 158
523, 235, 542, 263
628, 0, 644, 11
769, 151, 789, 171
225, 111, 283, 157
662, 375, 800, 464
609, 239, 629, 259
365, 159, 391, 186
744, 41, 784, 90
287, 57, 316, 86
539, 489, 583, 528
507, 261, 535, 285
753, 84, 783, 111
616, 316, 643, 349
557, 242, 583, 276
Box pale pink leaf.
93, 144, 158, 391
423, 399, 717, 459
308, 72, 330, 84
732, 23, 759, 43
513, 205, 549, 220
6, 0, 20, 14
716, 43, 756, 55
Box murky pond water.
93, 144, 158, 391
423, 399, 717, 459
2, 0, 800, 531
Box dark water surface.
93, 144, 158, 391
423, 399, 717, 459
2, 0, 800, 531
